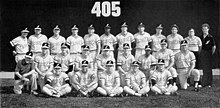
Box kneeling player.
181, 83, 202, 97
97, 60, 123, 97
151, 59, 178, 95
71, 60, 98, 97
42, 63, 72, 97
124, 61, 150, 97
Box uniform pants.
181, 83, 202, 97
151, 85, 177, 95
135, 49, 145, 60
70, 53, 80, 60
42, 84, 72, 96
97, 86, 123, 96
124, 85, 150, 95
201, 50, 213, 86
72, 83, 98, 93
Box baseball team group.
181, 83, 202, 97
10, 22, 216, 98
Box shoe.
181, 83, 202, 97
13, 89, 22, 94
187, 83, 190, 87
164, 92, 171, 95
134, 93, 142, 97
31, 90, 38, 95
194, 88, 199, 92
208, 85, 212, 88
198, 85, 202, 88
109, 94, 114, 97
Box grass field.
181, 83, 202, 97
1, 79, 220, 108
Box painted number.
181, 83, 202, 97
91, 1, 121, 17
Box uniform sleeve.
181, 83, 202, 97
63, 73, 69, 81
43, 35, 48, 42
112, 35, 117, 45
10, 37, 19, 47
125, 73, 131, 80
81, 37, 84, 46
151, 55, 157, 64
117, 55, 122, 66
62, 37, 66, 43
46, 75, 53, 82
115, 71, 120, 79
28, 36, 32, 46
66, 37, 71, 45
131, 55, 135, 62
137, 56, 142, 64
49, 56, 54, 64
68, 56, 74, 65
169, 50, 175, 58
151, 72, 157, 80
130, 33, 135, 43
166, 71, 173, 80
179, 35, 184, 41
190, 52, 196, 62
140, 72, 146, 79
15, 61, 21, 72
197, 37, 202, 47
96, 35, 101, 44
147, 33, 152, 42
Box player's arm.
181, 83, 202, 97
97, 60, 106, 71
61, 76, 71, 88
117, 65, 126, 75
111, 75, 120, 92
34, 58, 43, 76
45, 59, 54, 74
14, 63, 24, 80
140, 75, 147, 88
23, 61, 35, 77
87, 73, 98, 88
96, 36, 101, 55
187, 59, 196, 76
125, 75, 132, 88
100, 77, 110, 93
166, 54, 175, 70
44, 77, 56, 91
72, 74, 82, 88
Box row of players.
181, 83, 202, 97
14, 39, 200, 97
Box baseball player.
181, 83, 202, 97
151, 24, 166, 55
10, 28, 29, 62
13, 51, 38, 95
134, 22, 152, 60
167, 24, 184, 55
84, 24, 101, 70
151, 59, 178, 95
54, 43, 74, 74
42, 63, 72, 98
70, 60, 98, 97
154, 39, 178, 86
97, 60, 123, 97
34, 42, 54, 90
138, 45, 156, 81
96, 45, 116, 79
116, 22, 135, 57
100, 24, 117, 57
174, 40, 200, 91
124, 61, 150, 97
28, 25, 48, 57
117, 43, 135, 87
48, 25, 66, 58
66, 25, 84, 60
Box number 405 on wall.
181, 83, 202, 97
91, 1, 121, 17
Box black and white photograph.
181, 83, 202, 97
0, 0, 220, 107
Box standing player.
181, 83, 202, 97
13, 51, 38, 95
48, 25, 66, 58
151, 24, 166, 55
42, 63, 72, 98
124, 61, 150, 97
84, 24, 101, 70
167, 24, 183, 55
138, 45, 156, 80
67, 25, 84, 59
10, 28, 29, 62
71, 60, 98, 97
134, 22, 151, 60
154, 39, 177, 86
174, 40, 200, 91
116, 22, 135, 57
97, 60, 123, 97
28, 25, 48, 57
151, 59, 178, 95
54, 43, 74, 74
117, 43, 135, 87
34, 42, 54, 90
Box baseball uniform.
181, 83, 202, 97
84, 33, 100, 60
54, 53, 74, 73
67, 35, 84, 59
167, 34, 183, 55
151, 34, 166, 53
100, 33, 117, 57
48, 35, 65, 57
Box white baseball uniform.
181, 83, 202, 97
54, 53, 74, 72
66, 35, 84, 59
100, 33, 117, 57
28, 34, 48, 56
48, 35, 66, 57
151, 34, 166, 53
167, 34, 183, 54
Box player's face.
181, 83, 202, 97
123, 48, 130, 54
21, 32, 28, 37
88, 29, 95, 34
61, 48, 68, 55
106, 66, 114, 73
145, 50, 151, 55
82, 50, 89, 56
105, 28, 111, 34
161, 43, 167, 49
171, 27, 178, 34
72, 29, 78, 35
156, 28, 162, 34
157, 64, 165, 71
138, 27, 145, 32
53, 29, 60, 35
121, 27, 127, 32
202, 27, 209, 34
181, 45, 188, 51
34, 29, 41, 35
82, 66, 88, 73
25, 57, 32, 63
54, 68, 62, 75
42, 48, 49, 55
188, 29, 195, 36
103, 50, 110, 56
131, 66, 138, 72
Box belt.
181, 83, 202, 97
70, 52, 80, 54
177, 67, 189, 70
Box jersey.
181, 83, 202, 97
100, 34, 117, 51
66, 35, 84, 53
151, 69, 172, 87
28, 34, 48, 52
125, 70, 146, 86
134, 32, 151, 49
167, 34, 183, 50
96, 54, 115, 69
10, 36, 29, 54
117, 54, 135, 72
15, 59, 33, 75
54, 54, 74, 72
151, 34, 166, 52
84, 34, 100, 51
185, 36, 202, 52
154, 49, 174, 67
75, 55, 93, 69
47, 72, 69, 87
34, 54, 53, 73
116, 32, 135, 50
138, 54, 156, 70
100, 70, 120, 87
174, 51, 196, 69
48, 35, 66, 54
75, 70, 96, 86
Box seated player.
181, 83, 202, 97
42, 63, 72, 98
124, 61, 150, 97
71, 60, 98, 97
151, 59, 178, 95
97, 60, 123, 97
13, 51, 38, 95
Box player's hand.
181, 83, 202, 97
23, 74, 28, 77
12, 50, 17, 56
22, 77, 30, 82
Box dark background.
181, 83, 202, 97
1, 0, 219, 71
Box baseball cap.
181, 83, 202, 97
54, 25, 60, 30
202, 23, 210, 29
21, 28, 29, 33
42, 42, 49, 49
150, 62, 157, 66
157, 59, 165, 65
61, 43, 70, 49
25, 51, 33, 59
34, 25, 41, 30
121, 22, 128, 27
145, 45, 151, 51
160, 39, 167, 45
102, 45, 110, 51
81, 45, 90, 51
106, 60, 114, 66
132, 61, 140, 66
88, 24, 94, 29
171, 24, 179, 30
81, 60, 89, 67
138, 22, 145, 27
156, 24, 163, 29
180, 40, 188, 46
54, 62, 62, 69
105, 24, 111, 29
72, 25, 78, 30
123, 43, 130, 49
